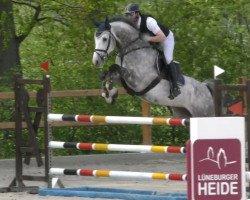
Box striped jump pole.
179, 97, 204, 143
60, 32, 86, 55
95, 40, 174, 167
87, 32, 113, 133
48, 114, 189, 126
49, 168, 187, 181
49, 141, 186, 154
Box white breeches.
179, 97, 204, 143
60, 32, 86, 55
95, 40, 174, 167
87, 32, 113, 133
162, 31, 174, 64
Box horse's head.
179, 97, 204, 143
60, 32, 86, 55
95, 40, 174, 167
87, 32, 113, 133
92, 18, 116, 67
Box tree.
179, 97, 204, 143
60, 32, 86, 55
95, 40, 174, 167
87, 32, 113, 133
0, 0, 71, 88
0, 0, 124, 89
0, 1, 20, 87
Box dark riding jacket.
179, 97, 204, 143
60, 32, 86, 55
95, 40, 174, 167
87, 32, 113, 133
139, 14, 170, 37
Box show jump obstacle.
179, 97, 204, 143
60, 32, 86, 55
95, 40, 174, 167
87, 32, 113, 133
49, 168, 187, 181
47, 114, 189, 126
41, 116, 246, 200
48, 141, 186, 153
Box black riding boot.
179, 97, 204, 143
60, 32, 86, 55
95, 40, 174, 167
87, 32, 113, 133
168, 61, 181, 99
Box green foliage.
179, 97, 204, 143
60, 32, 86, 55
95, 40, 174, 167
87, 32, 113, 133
150, 0, 250, 82
17, 0, 250, 83
0, 130, 15, 158
0, 8, 15, 50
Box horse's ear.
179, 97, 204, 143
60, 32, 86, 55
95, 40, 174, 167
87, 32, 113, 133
105, 17, 111, 30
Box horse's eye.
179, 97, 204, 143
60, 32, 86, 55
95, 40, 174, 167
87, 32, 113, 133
103, 37, 108, 42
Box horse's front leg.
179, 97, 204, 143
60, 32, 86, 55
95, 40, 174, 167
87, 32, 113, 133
101, 81, 114, 104
100, 76, 118, 105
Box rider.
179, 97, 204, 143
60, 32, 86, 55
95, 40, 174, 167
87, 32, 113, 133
124, 3, 180, 99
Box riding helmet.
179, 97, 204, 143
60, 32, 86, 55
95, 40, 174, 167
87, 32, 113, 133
124, 3, 140, 14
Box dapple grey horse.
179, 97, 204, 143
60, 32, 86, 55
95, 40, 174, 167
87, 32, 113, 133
92, 17, 215, 118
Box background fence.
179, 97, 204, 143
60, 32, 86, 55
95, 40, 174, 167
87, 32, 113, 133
0, 88, 153, 144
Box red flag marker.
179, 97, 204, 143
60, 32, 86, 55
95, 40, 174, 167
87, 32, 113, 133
228, 101, 243, 116
40, 61, 49, 72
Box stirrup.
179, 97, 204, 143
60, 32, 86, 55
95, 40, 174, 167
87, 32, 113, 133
168, 87, 181, 100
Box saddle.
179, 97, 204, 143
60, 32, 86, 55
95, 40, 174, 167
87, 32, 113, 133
156, 50, 185, 86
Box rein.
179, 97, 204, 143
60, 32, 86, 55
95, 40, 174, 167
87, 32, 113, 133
119, 37, 151, 67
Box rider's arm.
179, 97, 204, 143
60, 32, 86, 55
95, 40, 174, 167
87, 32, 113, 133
145, 17, 166, 43
148, 30, 166, 43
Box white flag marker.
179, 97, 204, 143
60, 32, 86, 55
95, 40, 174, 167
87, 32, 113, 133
214, 65, 225, 79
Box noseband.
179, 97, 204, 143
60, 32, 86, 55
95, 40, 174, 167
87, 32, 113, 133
94, 31, 115, 61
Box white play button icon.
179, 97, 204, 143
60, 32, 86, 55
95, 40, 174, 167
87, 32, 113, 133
214, 65, 225, 79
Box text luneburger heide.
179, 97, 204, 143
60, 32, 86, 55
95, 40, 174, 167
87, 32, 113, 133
197, 174, 239, 195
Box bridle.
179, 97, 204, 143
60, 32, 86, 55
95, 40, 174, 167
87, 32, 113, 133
94, 25, 151, 67
94, 31, 116, 61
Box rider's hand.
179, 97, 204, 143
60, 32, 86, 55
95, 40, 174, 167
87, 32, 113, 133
140, 33, 150, 42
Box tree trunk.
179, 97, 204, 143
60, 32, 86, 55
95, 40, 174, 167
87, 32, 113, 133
0, 1, 20, 88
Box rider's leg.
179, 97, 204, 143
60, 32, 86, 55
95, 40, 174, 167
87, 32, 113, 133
168, 61, 181, 99
162, 31, 180, 99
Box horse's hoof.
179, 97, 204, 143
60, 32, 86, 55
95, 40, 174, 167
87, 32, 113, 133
106, 97, 113, 104
101, 92, 106, 97
109, 88, 118, 97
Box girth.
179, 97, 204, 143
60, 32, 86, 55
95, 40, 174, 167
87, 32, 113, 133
120, 76, 162, 96
109, 64, 162, 96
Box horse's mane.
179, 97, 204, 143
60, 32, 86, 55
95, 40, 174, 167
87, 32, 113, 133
108, 16, 138, 30
95, 16, 138, 35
